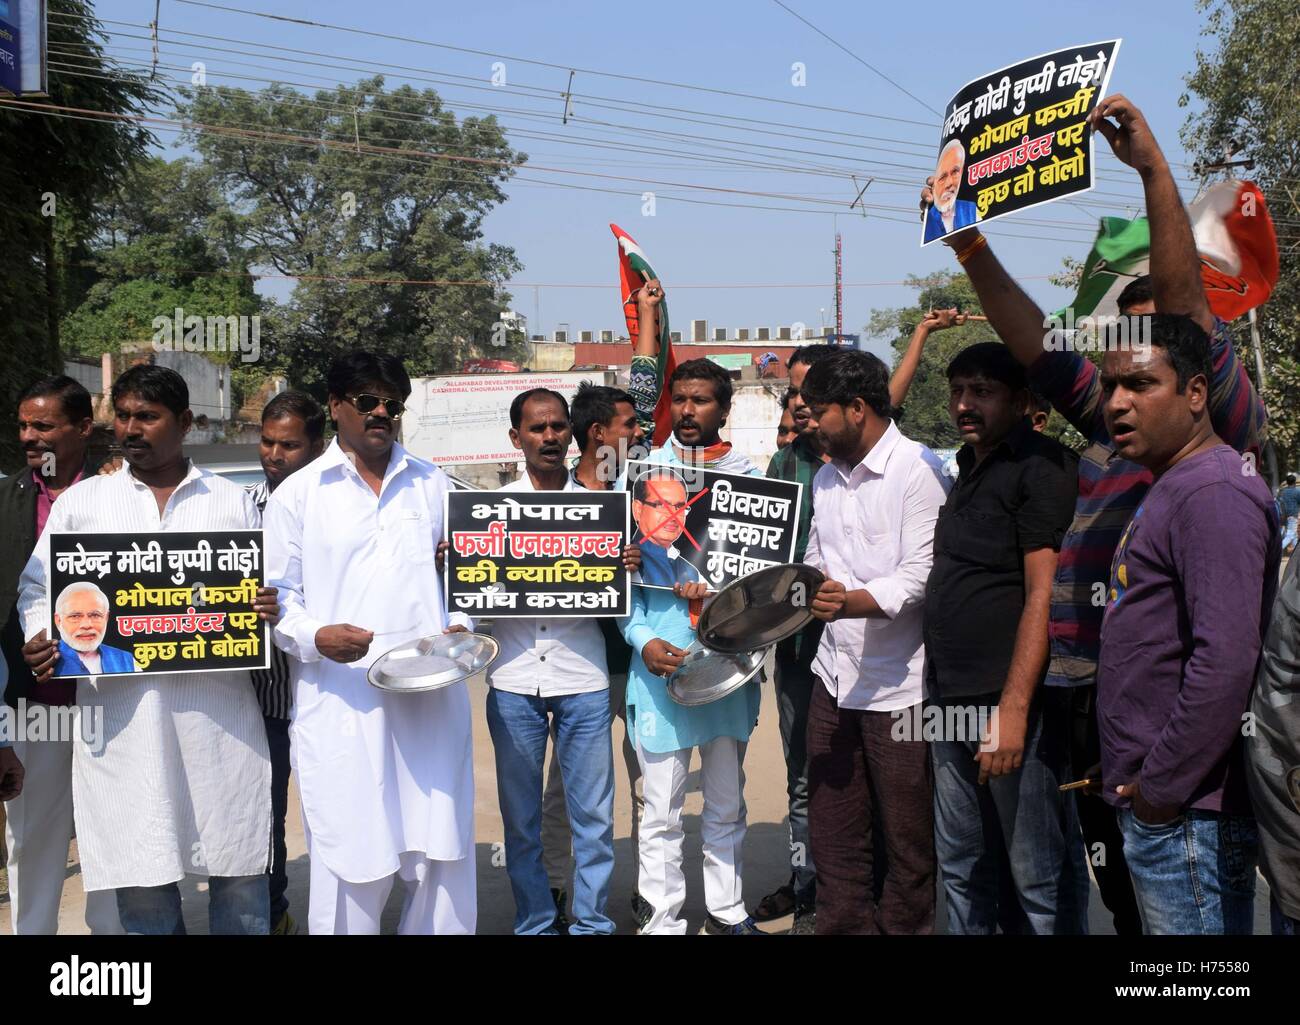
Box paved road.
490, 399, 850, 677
0, 663, 1277, 934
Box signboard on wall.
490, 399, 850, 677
403, 371, 598, 465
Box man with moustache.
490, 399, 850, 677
264, 352, 475, 935
621, 357, 764, 935
540, 382, 650, 928
927, 93, 1266, 935
923, 139, 981, 243
923, 343, 1082, 935
483, 387, 640, 935
19, 364, 277, 934
801, 350, 950, 934
1098, 314, 1278, 934
247, 389, 325, 936
775, 395, 796, 451
2, 377, 117, 934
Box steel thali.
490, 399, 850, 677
367, 631, 500, 693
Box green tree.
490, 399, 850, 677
0, 0, 161, 470
1182, 0, 1300, 473
60, 156, 261, 360
174, 77, 527, 397
868, 271, 1082, 451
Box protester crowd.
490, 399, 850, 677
1, 94, 1296, 937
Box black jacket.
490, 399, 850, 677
1, 458, 99, 707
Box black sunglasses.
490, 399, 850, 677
345, 393, 406, 419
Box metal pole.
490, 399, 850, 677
835, 232, 843, 343
1247, 308, 1279, 490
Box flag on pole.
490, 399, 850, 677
611, 223, 677, 446
1059, 180, 1278, 323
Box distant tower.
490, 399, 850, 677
834, 232, 843, 343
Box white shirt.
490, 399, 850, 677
264, 439, 474, 881
17, 463, 271, 891
805, 421, 950, 712
79, 650, 102, 675
486, 474, 609, 696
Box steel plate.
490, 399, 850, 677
696, 562, 826, 654
665, 639, 768, 706
368, 631, 500, 693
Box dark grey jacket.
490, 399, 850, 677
1247, 553, 1300, 920
0, 459, 98, 707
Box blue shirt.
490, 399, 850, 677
620, 443, 762, 753
924, 199, 979, 243
54, 639, 137, 677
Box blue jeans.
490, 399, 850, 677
1117, 808, 1258, 935
486, 687, 615, 935
930, 691, 1089, 935
265, 715, 292, 925
116, 875, 270, 935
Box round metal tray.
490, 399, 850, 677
696, 562, 826, 654
367, 631, 500, 693
666, 639, 768, 707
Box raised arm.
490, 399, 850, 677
890, 308, 967, 409
1088, 95, 1213, 334
922, 175, 1047, 369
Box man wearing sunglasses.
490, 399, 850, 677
264, 351, 476, 935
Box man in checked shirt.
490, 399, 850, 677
247, 390, 326, 936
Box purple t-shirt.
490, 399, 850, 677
1098, 444, 1280, 815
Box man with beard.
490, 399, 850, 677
775, 396, 796, 450
923, 343, 1083, 935
483, 387, 640, 935
1, 376, 119, 934
621, 357, 764, 934
264, 352, 475, 934
923, 139, 981, 243
50, 583, 137, 676
19, 364, 276, 934
247, 390, 325, 936
802, 350, 950, 934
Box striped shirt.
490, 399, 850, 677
16, 462, 270, 890
1029, 318, 1266, 688
247, 479, 293, 720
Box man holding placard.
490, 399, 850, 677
264, 351, 475, 935
18, 364, 277, 935
621, 356, 764, 935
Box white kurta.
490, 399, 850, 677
17, 464, 271, 892
263, 439, 473, 884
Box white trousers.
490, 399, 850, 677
3, 734, 122, 934
304, 817, 476, 935
634, 734, 748, 934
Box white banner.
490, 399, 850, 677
403, 371, 598, 465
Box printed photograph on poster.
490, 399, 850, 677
444, 490, 630, 618
625, 461, 801, 592
921, 39, 1121, 246
46, 530, 269, 679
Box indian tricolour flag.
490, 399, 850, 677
611, 223, 677, 446
1059, 180, 1279, 323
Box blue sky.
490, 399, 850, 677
89, 0, 1219, 361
